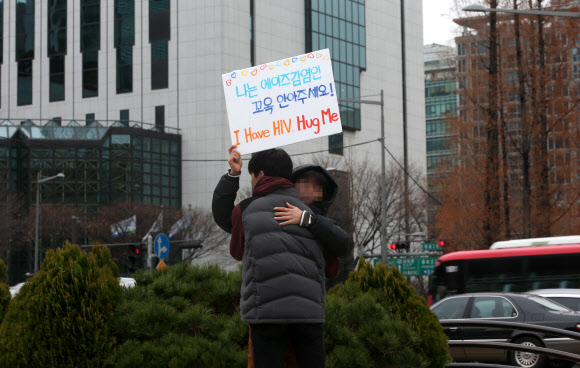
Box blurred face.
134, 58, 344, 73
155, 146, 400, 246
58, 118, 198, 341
251, 171, 264, 188
296, 178, 323, 203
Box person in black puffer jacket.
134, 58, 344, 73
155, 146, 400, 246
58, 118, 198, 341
213, 146, 350, 368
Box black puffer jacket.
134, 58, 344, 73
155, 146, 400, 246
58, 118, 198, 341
240, 183, 326, 324
290, 165, 353, 259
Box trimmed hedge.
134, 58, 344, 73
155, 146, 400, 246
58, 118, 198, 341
0, 242, 123, 368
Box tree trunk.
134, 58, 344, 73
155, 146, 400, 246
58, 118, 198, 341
514, 0, 532, 238
536, 0, 551, 237
500, 114, 511, 239
485, 0, 501, 245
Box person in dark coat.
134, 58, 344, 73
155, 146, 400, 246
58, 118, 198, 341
247, 164, 355, 368
213, 146, 351, 368
274, 164, 354, 281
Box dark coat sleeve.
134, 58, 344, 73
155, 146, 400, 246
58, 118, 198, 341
324, 252, 341, 279
309, 215, 354, 258
229, 204, 245, 261
212, 173, 240, 233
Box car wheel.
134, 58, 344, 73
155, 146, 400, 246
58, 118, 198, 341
509, 337, 547, 368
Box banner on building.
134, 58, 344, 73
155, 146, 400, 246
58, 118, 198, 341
222, 48, 342, 155
111, 215, 137, 238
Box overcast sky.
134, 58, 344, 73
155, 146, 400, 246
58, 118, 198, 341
423, 0, 460, 46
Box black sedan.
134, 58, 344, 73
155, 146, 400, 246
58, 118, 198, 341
430, 292, 580, 368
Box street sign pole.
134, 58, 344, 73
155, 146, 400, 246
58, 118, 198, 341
147, 235, 154, 271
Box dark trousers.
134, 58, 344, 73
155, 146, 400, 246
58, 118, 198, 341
250, 323, 325, 368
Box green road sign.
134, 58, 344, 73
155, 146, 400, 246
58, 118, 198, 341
384, 256, 438, 276
422, 242, 441, 251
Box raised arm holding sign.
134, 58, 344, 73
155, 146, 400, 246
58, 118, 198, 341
222, 49, 343, 155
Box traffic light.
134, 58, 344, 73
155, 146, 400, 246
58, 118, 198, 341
438, 240, 446, 248
127, 244, 143, 273
389, 241, 409, 252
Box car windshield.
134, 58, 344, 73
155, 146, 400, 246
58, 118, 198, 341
528, 295, 572, 312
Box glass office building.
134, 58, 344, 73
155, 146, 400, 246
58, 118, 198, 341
306, 0, 366, 154
0, 120, 181, 212
424, 44, 457, 188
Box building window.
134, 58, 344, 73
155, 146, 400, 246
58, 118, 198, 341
82, 52, 98, 97
149, 0, 170, 42
149, 0, 169, 90
250, 0, 255, 66
81, 0, 100, 98
120, 109, 129, 126
155, 106, 165, 129
17, 60, 33, 106
306, 0, 365, 134
16, 0, 35, 106
86, 113, 95, 125
115, 0, 134, 94
48, 0, 67, 102
329, 133, 343, 155
151, 41, 168, 89
0, 0, 3, 65
49, 56, 65, 102
116, 46, 133, 93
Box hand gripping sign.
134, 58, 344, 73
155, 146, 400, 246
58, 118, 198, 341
222, 49, 343, 155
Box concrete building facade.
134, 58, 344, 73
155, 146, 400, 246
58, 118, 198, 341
1, 0, 426, 210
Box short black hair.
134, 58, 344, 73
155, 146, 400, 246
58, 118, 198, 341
247, 149, 293, 179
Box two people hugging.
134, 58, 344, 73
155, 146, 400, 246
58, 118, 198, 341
212, 145, 354, 368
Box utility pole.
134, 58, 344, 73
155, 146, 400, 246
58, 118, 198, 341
338, 90, 387, 262
380, 91, 388, 263
400, 0, 410, 242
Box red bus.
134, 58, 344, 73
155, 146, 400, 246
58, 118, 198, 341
428, 243, 580, 305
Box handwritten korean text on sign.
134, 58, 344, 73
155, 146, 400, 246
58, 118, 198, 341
222, 49, 342, 155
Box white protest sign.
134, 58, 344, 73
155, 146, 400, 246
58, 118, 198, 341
222, 49, 342, 155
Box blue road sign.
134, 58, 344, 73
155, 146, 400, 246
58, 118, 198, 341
154, 233, 170, 260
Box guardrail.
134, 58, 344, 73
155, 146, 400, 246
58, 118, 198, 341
440, 319, 580, 368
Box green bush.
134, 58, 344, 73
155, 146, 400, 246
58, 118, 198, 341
107, 263, 247, 368
107, 261, 449, 368
0, 242, 123, 368
325, 282, 424, 367
0, 258, 9, 323
337, 258, 451, 368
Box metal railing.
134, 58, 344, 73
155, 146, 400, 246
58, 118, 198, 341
441, 319, 580, 368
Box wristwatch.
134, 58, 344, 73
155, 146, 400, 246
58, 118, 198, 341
300, 210, 316, 228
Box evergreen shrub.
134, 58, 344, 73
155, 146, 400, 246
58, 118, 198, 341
0, 258, 9, 323
0, 242, 123, 368
107, 262, 248, 368
108, 260, 449, 368
335, 258, 451, 368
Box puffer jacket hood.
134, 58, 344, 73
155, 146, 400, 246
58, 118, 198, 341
290, 164, 338, 215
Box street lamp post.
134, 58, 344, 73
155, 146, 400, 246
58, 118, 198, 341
337, 91, 388, 263
34, 172, 65, 274
462, 4, 580, 18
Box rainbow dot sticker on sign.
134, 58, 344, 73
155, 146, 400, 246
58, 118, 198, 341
221, 49, 342, 155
